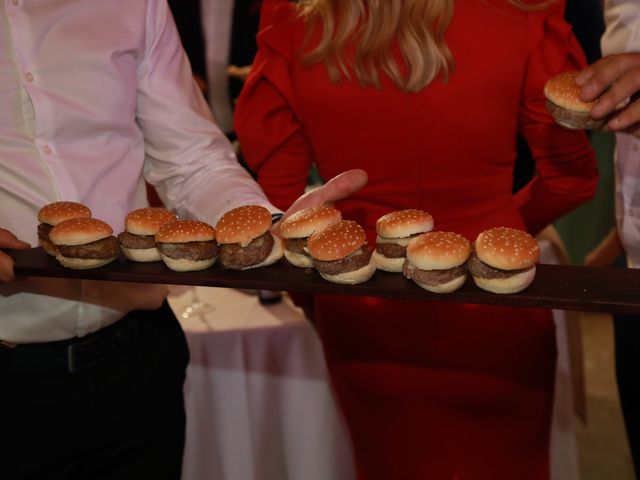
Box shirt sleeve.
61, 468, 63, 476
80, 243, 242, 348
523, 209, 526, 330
234, 0, 314, 211
135, 0, 279, 223
515, 9, 599, 235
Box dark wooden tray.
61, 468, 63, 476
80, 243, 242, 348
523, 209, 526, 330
9, 247, 640, 314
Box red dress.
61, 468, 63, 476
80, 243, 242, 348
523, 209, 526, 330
235, 1, 598, 478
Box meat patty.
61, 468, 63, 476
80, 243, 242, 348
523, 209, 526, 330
58, 236, 119, 260
156, 241, 218, 261
545, 100, 606, 130
467, 250, 534, 279
38, 223, 52, 242
219, 231, 275, 269
283, 237, 308, 255
313, 245, 373, 276
376, 242, 406, 258
117, 231, 157, 249
403, 261, 467, 286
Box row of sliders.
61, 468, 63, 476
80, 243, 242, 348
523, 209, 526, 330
279, 207, 540, 294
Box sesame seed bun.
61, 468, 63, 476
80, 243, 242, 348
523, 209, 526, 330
317, 257, 376, 285
406, 231, 471, 271
307, 220, 367, 261
414, 274, 467, 294
49, 218, 113, 246
376, 209, 434, 239
474, 227, 539, 271
155, 219, 216, 244
283, 249, 314, 268
280, 205, 342, 239
159, 255, 217, 272
38, 201, 92, 226
120, 246, 163, 263
543, 71, 606, 130
56, 256, 117, 270
371, 250, 405, 272
125, 207, 178, 236
472, 267, 536, 295
215, 205, 272, 247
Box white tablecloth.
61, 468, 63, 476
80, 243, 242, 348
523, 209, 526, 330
168, 286, 356, 480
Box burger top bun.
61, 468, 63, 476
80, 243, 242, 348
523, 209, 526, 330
50, 217, 113, 246
475, 227, 540, 271
307, 220, 367, 261
407, 231, 470, 270
38, 201, 92, 226
155, 219, 216, 244
280, 205, 342, 239
543, 71, 594, 113
216, 205, 272, 246
376, 209, 434, 239
125, 207, 178, 236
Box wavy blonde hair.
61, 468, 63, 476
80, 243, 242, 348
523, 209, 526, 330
298, 0, 553, 92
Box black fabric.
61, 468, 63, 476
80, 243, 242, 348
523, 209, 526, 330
168, 0, 207, 82
614, 312, 640, 476
0, 301, 189, 480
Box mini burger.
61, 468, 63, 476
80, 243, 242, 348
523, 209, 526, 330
49, 217, 119, 269
372, 209, 434, 272
215, 205, 283, 270
468, 227, 540, 294
307, 220, 375, 285
155, 219, 218, 272
403, 231, 470, 293
280, 205, 342, 268
543, 71, 606, 130
118, 207, 178, 262
37, 201, 92, 255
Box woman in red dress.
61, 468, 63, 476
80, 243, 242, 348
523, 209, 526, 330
235, 0, 598, 478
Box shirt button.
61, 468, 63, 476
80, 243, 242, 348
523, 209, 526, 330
23, 71, 33, 82
43, 145, 52, 154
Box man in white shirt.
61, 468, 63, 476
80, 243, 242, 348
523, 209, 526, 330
576, 0, 640, 473
0, 1, 366, 478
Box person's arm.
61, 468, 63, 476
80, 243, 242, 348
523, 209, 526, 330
576, 53, 640, 137
584, 227, 623, 267
0, 228, 30, 283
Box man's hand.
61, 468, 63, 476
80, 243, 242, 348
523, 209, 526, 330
272, 169, 368, 236
0, 228, 31, 283
576, 53, 640, 137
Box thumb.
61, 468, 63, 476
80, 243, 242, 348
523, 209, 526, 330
0, 228, 31, 250
286, 169, 368, 215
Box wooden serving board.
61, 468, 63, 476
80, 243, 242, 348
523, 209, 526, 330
9, 247, 640, 314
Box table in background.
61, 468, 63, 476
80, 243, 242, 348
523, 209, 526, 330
168, 286, 356, 480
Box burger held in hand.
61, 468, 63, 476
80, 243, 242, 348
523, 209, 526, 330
118, 207, 178, 262
280, 205, 342, 268
468, 227, 540, 294
544, 71, 606, 130
372, 209, 434, 272
307, 220, 375, 285
49, 217, 119, 269
37, 201, 92, 256
155, 219, 218, 272
403, 231, 470, 293
215, 205, 283, 270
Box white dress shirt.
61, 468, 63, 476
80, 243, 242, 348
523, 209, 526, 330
0, 0, 275, 343
601, 0, 640, 268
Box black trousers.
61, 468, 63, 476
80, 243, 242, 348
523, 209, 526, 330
0, 301, 189, 480
614, 312, 640, 477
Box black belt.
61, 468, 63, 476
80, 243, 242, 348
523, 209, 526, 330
0, 314, 142, 374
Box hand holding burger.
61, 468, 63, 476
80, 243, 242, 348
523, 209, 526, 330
403, 231, 470, 293
37, 201, 92, 256
118, 207, 178, 262
468, 227, 539, 294
307, 220, 375, 284
216, 205, 283, 270
49, 217, 119, 269
155, 219, 218, 272
372, 209, 434, 272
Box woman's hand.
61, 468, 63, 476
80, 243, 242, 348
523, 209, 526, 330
576, 53, 640, 137
0, 228, 31, 283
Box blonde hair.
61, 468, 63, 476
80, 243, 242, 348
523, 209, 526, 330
298, 0, 553, 92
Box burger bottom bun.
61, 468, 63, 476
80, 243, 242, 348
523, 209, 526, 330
121, 246, 162, 263
40, 239, 58, 256
546, 100, 606, 130
284, 248, 313, 268
318, 258, 376, 285
160, 254, 216, 272
241, 235, 284, 270
472, 267, 536, 295
414, 274, 466, 294
372, 250, 404, 273
56, 254, 117, 270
